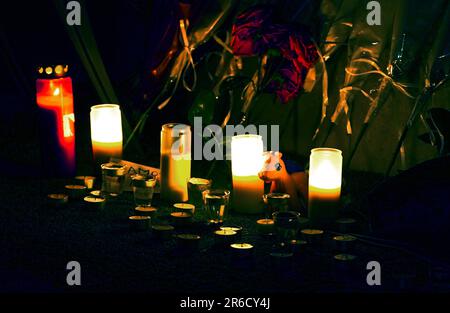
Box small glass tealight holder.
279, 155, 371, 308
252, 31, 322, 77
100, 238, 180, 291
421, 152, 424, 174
101, 163, 126, 197
273, 211, 301, 244
263, 193, 290, 218
203, 189, 230, 227
132, 174, 157, 207
188, 178, 212, 209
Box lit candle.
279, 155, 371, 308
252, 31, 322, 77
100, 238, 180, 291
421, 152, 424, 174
65, 184, 87, 200
220, 226, 243, 234
173, 203, 196, 215
90, 104, 123, 165
230, 243, 254, 258
214, 229, 237, 246
308, 148, 343, 227
160, 123, 191, 203
231, 135, 264, 214
170, 212, 193, 226
36, 65, 75, 177
256, 218, 274, 235
75, 176, 96, 189
83, 195, 105, 210
47, 193, 69, 207
129, 216, 151, 231
301, 229, 324, 245
135, 206, 158, 217
333, 235, 357, 252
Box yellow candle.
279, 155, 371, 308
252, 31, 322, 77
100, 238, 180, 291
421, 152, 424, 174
160, 123, 191, 203
308, 148, 342, 227
231, 135, 264, 214
90, 104, 123, 164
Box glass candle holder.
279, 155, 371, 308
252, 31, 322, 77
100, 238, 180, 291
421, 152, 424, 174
188, 178, 212, 209
132, 174, 156, 207
90, 104, 123, 165
231, 134, 264, 214
308, 148, 342, 227
273, 211, 301, 243
160, 123, 191, 203
263, 193, 290, 219
202, 189, 230, 227
36, 65, 75, 177
101, 163, 126, 197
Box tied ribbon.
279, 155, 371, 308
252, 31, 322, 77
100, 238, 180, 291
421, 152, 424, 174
345, 58, 415, 99
330, 58, 415, 135
310, 39, 329, 140
158, 19, 198, 110
331, 86, 375, 135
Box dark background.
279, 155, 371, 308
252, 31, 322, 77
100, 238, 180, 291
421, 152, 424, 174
0, 0, 191, 177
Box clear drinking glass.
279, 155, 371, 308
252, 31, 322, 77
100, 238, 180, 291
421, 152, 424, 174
188, 178, 212, 209
202, 189, 230, 226
101, 163, 126, 197
132, 174, 156, 207
273, 211, 301, 243
263, 193, 290, 219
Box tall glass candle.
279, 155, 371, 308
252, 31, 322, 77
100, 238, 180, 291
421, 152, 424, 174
308, 148, 343, 227
160, 123, 191, 203
36, 65, 75, 177
90, 104, 123, 165
231, 134, 264, 214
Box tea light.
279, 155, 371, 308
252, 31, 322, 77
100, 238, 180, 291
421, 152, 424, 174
176, 234, 201, 250
152, 224, 174, 240
47, 193, 69, 207
333, 235, 357, 252
220, 226, 243, 236
336, 218, 356, 233
90, 190, 102, 197
231, 243, 253, 253
83, 195, 105, 210
135, 206, 158, 217
301, 229, 324, 244
173, 203, 195, 215
214, 229, 237, 245
65, 185, 87, 199
129, 216, 151, 231
75, 176, 96, 189
170, 212, 193, 225
256, 219, 274, 235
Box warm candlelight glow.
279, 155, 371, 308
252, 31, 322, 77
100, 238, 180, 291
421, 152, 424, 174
90, 104, 123, 164
308, 148, 343, 227
36, 73, 75, 176
160, 123, 191, 203
231, 134, 264, 214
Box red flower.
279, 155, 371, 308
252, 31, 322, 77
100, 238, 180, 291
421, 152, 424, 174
230, 6, 272, 56
267, 29, 318, 103
230, 6, 318, 103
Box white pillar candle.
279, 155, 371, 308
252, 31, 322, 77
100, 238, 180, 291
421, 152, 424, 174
308, 148, 343, 227
90, 104, 123, 164
231, 134, 264, 214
